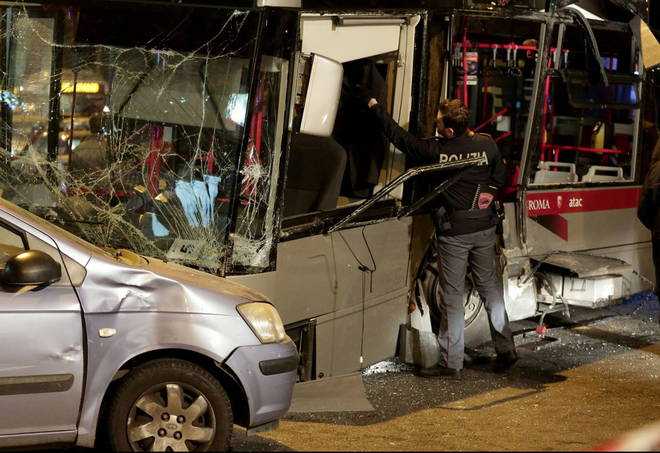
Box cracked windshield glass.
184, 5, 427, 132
0, 4, 292, 274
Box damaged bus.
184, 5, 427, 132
0, 0, 657, 380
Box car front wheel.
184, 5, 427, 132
107, 358, 232, 452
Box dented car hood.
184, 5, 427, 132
77, 252, 268, 315
0, 198, 266, 315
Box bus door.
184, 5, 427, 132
521, 11, 654, 301
230, 12, 424, 378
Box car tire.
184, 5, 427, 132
106, 358, 232, 452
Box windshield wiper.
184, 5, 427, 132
396, 172, 464, 219
326, 155, 486, 234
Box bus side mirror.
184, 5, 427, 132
1, 250, 62, 287
299, 54, 343, 137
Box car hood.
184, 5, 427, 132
76, 253, 268, 316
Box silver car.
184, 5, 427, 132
0, 198, 297, 451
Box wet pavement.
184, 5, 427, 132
235, 293, 660, 451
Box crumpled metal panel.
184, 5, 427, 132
2, 195, 268, 313
77, 252, 266, 315
531, 252, 632, 278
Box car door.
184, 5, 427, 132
0, 217, 84, 440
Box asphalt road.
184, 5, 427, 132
235, 294, 660, 451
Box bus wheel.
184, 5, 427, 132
417, 243, 484, 333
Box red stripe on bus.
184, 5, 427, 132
526, 187, 641, 218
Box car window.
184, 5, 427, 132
0, 221, 85, 286
27, 234, 87, 286
0, 225, 25, 267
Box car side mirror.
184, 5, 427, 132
1, 250, 62, 287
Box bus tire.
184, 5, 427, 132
417, 242, 489, 346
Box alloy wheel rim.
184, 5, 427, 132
428, 267, 484, 327
127, 382, 216, 452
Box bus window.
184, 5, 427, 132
280, 14, 418, 224
4, 14, 54, 160
529, 23, 642, 186
0, 4, 261, 274
283, 52, 400, 219
448, 16, 542, 201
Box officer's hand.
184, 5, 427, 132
368, 98, 378, 109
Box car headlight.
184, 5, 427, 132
237, 302, 287, 344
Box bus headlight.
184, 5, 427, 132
237, 302, 287, 344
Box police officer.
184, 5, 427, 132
367, 97, 518, 378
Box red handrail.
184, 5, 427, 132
541, 143, 627, 155
495, 131, 513, 143
454, 42, 568, 53
475, 107, 509, 132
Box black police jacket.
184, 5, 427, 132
370, 104, 506, 235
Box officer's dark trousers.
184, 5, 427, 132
435, 226, 516, 370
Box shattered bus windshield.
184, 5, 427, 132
0, 4, 290, 274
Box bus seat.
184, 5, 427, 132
533, 161, 578, 184
581, 165, 624, 182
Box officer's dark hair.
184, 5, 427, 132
438, 99, 469, 137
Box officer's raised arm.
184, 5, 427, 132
367, 98, 437, 163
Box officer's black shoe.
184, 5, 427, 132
415, 365, 461, 379
492, 351, 519, 374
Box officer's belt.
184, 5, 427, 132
435, 205, 496, 233
449, 207, 495, 222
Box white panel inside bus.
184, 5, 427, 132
301, 16, 402, 63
